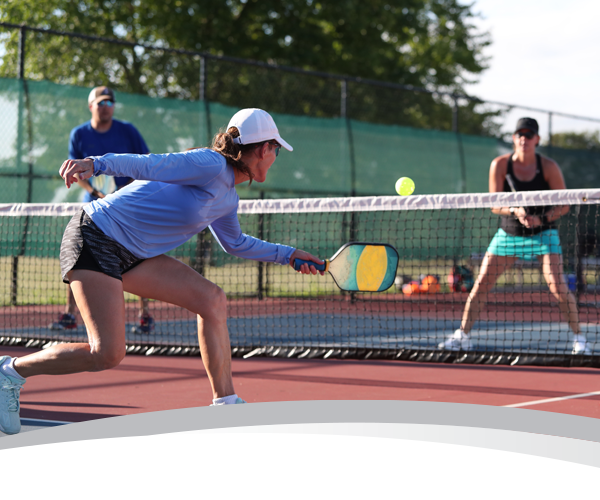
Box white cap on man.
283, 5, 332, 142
227, 108, 293, 151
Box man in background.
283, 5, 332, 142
50, 86, 154, 334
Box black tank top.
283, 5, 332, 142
500, 153, 555, 236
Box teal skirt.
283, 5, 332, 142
487, 228, 562, 261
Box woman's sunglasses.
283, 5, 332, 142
516, 131, 535, 139
270, 142, 281, 157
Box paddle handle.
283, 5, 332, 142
293, 258, 327, 272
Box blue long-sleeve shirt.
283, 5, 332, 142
83, 149, 296, 264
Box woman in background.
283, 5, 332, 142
438, 117, 589, 355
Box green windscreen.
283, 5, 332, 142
1, 77, 599, 203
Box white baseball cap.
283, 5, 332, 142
227, 108, 293, 151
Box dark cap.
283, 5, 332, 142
514, 117, 539, 135
88, 86, 115, 105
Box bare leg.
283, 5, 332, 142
461, 253, 518, 334
122, 255, 235, 399
541, 253, 580, 334
16, 270, 126, 377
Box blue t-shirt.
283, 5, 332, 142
83, 149, 296, 264
69, 119, 150, 202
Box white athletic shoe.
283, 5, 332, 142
0, 356, 25, 435
572, 335, 592, 355
210, 397, 247, 406
210, 398, 281, 439
438, 329, 474, 351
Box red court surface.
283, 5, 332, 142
2, 345, 600, 423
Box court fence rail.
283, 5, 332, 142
1, 22, 600, 204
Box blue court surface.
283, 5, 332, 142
2, 314, 598, 355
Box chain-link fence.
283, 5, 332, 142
1, 22, 600, 204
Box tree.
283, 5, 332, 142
0, 0, 495, 132
550, 131, 600, 150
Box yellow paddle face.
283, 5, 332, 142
356, 245, 388, 291
327, 243, 398, 292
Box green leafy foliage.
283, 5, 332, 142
0, 0, 496, 133
550, 131, 600, 150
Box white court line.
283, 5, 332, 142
240, 434, 330, 446
504, 390, 600, 408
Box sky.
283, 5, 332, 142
465, 0, 600, 138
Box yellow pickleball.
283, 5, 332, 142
395, 177, 415, 196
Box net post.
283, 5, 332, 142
342, 79, 356, 198
574, 204, 583, 299
341, 78, 358, 243
199, 55, 206, 102
452, 96, 467, 194
17, 25, 26, 79
340, 74, 357, 260
340, 74, 359, 301
200, 56, 212, 146
10, 255, 19, 306
452, 97, 467, 267
257, 191, 265, 300
340, 78, 347, 119
11, 26, 29, 306
193, 229, 208, 276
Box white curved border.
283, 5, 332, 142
2, 400, 600, 467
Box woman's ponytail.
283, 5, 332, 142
211, 127, 255, 183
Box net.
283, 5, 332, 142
2, 189, 600, 367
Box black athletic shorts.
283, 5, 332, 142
60, 208, 145, 284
